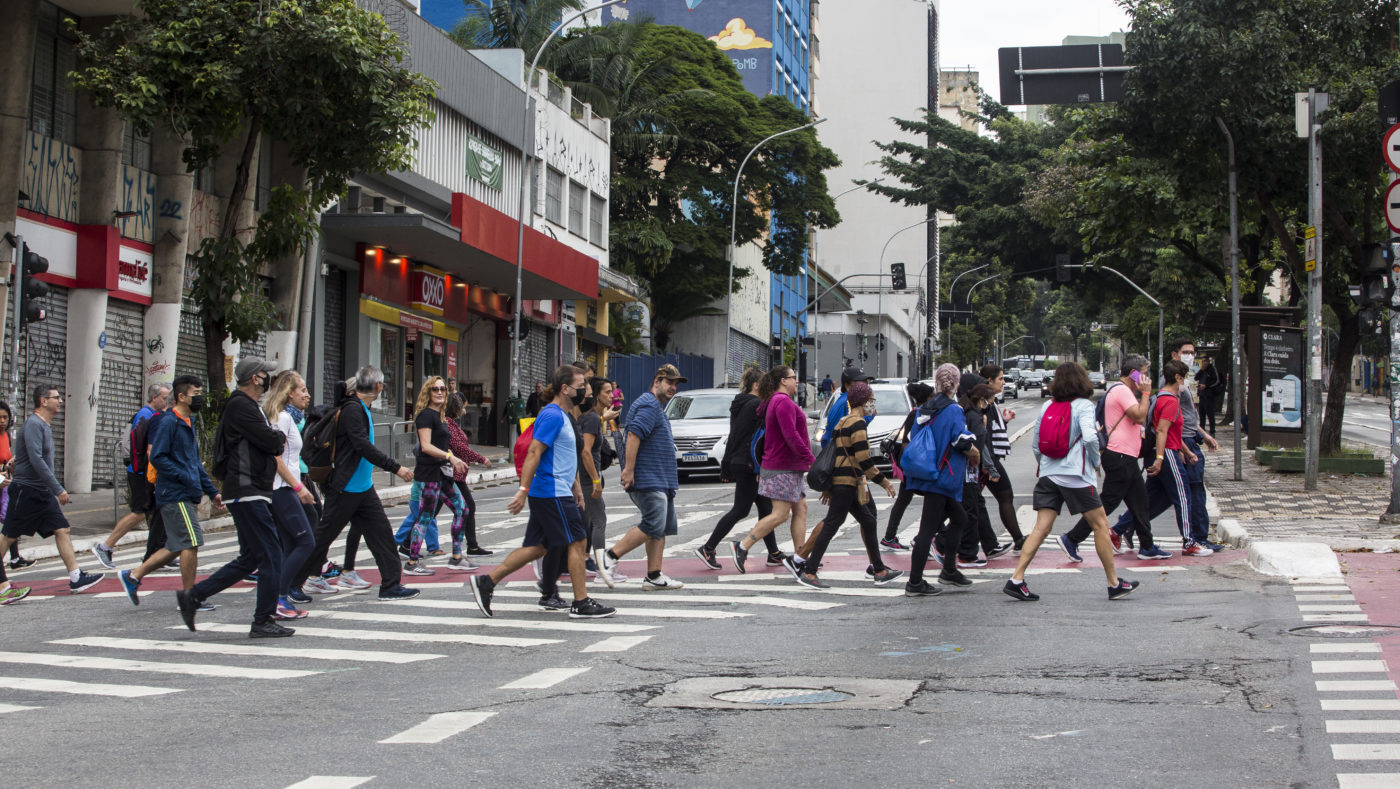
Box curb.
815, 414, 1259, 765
1010, 422, 1035, 445
1246, 540, 1343, 580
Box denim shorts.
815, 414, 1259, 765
628, 489, 678, 539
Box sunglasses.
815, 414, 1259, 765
430, 386, 448, 392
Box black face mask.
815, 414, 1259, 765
580, 396, 596, 412
570, 387, 588, 408
189, 395, 206, 413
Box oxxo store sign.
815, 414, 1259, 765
411, 265, 446, 316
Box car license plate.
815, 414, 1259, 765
682, 452, 707, 463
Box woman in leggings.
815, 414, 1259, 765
443, 392, 494, 558
903, 364, 978, 597
696, 368, 781, 569
979, 364, 1025, 551
881, 382, 933, 551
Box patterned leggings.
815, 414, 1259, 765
409, 481, 467, 560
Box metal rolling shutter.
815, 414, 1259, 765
93, 300, 145, 488
519, 321, 550, 393
726, 331, 766, 383
321, 268, 346, 399
178, 259, 208, 380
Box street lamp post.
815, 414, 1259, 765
945, 263, 989, 336
813, 178, 881, 383
726, 116, 827, 384
964, 272, 1004, 326
510, 0, 627, 406
1066, 264, 1164, 375
875, 217, 938, 377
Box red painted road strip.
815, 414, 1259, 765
1339, 552, 1400, 699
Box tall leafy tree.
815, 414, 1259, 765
450, 0, 583, 55
71, 0, 434, 389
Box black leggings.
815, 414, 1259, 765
882, 480, 915, 541
806, 486, 884, 572
908, 492, 969, 584
958, 483, 998, 559
986, 457, 1024, 546
454, 481, 481, 550
704, 470, 780, 555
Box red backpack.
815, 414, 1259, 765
513, 422, 535, 477
1037, 401, 1081, 459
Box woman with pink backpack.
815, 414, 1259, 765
1004, 362, 1140, 603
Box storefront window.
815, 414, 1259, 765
367, 321, 401, 416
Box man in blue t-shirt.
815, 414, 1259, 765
469, 365, 615, 620
595, 364, 686, 591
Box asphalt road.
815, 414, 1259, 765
0, 424, 1377, 788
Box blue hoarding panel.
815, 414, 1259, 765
605, 0, 774, 97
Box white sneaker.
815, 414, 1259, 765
592, 548, 616, 589
336, 570, 372, 590
445, 556, 478, 572
90, 544, 116, 570
304, 577, 340, 595
403, 562, 435, 576
641, 573, 683, 591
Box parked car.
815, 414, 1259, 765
812, 383, 912, 466
664, 388, 735, 480
1089, 371, 1106, 389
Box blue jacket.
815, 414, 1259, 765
904, 394, 976, 501
820, 392, 848, 448
150, 410, 220, 507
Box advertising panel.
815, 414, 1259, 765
1258, 327, 1303, 430
604, 0, 774, 96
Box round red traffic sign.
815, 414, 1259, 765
1386, 180, 1400, 234
1385, 123, 1400, 174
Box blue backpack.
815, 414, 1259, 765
900, 402, 967, 500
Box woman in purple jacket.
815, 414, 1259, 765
728, 365, 815, 573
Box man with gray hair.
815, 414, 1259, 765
290, 365, 420, 601
91, 382, 171, 569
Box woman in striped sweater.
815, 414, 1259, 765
787, 382, 901, 590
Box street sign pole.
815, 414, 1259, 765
1304, 88, 1326, 491
1382, 122, 1400, 518
8, 235, 20, 405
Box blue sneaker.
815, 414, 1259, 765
1137, 545, 1172, 560
1202, 541, 1228, 553
119, 570, 141, 606
287, 587, 312, 604
1057, 534, 1083, 563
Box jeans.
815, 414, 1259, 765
703, 468, 779, 555
409, 481, 466, 559
806, 485, 884, 572
628, 489, 678, 539
191, 499, 283, 624
908, 492, 968, 584
1183, 436, 1210, 543
582, 479, 607, 552
297, 488, 403, 592
1066, 449, 1155, 550
269, 487, 316, 598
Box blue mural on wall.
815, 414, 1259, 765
604, 0, 774, 97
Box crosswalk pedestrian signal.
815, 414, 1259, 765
1055, 253, 1072, 283
1351, 243, 1393, 309
890, 262, 906, 290
19, 242, 49, 329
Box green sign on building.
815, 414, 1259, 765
466, 132, 503, 191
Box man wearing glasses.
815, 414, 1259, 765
0, 386, 104, 597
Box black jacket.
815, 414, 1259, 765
217, 389, 286, 500
721, 392, 763, 473
325, 394, 402, 494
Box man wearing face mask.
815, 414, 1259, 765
177, 358, 291, 637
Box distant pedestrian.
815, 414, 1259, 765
91, 383, 170, 569
526, 381, 545, 418
1195, 355, 1224, 435
818, 374, 834, 401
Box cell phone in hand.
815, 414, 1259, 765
1130, 370, 1143, 385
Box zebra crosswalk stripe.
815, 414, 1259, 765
0, 650, 319, 680
49, 637, 443, 663
173, 623, 560, 648
0, 676, 180, 698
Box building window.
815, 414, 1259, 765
568, 180, 586, 237
193, 162, 216, 193
545, 167, 564, 225
122, 122, 152, 171
589, 193, 605, 247
254, 138, 273, 211
29, 1, 79, 144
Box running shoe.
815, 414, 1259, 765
569, 597, 616, 619
538, 594, 569, 612
398, 542, 411, 557
879, 537, 908, 551
694, 546, 722, 571
780, 554, 805, 581
1057, 534, 1084, 563
1182, 543, 1214, 557
610, 569, 630, 583
250, 620, 295, 638
0, 586, 32, 605
273, 599, 309, 620
765, 553, 788, 566
8, 556, 34, 569
871, 568, 904, 587
243, 570, 260, 583
336, 570, 373, 590
1202, 541, 1229, 553
904, 580, 943, 597
1108, 579, 1141, 600
69, 571, 105, 593
986, 543, 1013, 560
956, 556, 987, 569
1003, 578, 1040, 601
402, 562, 434, 577
90, 543, 116, 570
170, 556, 181, 569
304, 577, 339, 595
466, 546, 494, 557
1109, 530, 1124, 554
931, 551, 946, 567
729, 540, 748, 574
865, 564, 878, 578
445, 556, 477, 572
195, 600, 217, 612
468, 575, 495, 617
584, 557, 599, 577
119, 569, 141, 606
794, 572, 830, 590
320, 561, 341, 579
593, 548, 616, 589
641, 573, 684, 591
937, 568, 973, 587
377, 584, 420, 601
176, 589, 198, 631
1137, 545, 1172, 560
287, 587, 313, 604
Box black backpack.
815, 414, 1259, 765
301, 406, 344, 483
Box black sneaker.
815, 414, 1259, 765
904, 580, 943, 597
176, 589, 199, 631
729, 540, 748, 574
694, 546, 722, 571
569, 597, 616, 619
780, 554, 805, 581
469, 574, 495, 617
937, 569, 973, 587
872, 568, 904, 587
538, 594, 569, 612
794, 572, 830, 590
1108, 579, 1141, 600
466, 546, 494, 557
1003, 578, 1040, 601
250, 620, 296, 638
398, 542, 411, 557
879, 536, 909, 551
765, 553, 788, 566
69, 571, 105, 594
377, 584, 421, 601
986, 542, 1013, 560
9, 556, 35, 569
865, 564, 877, 578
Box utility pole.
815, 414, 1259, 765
1218, 117, 1244, 482
1304, 88, 1327, 491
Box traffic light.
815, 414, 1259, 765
890, 262, 906, 290
1359, 306, 1385, 335
1351, 243, 1393, 309
1055, 253, 1071, 283
18, 243, 49, 330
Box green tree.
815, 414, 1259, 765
450, 0, 583, 55
71, 0, 434, 389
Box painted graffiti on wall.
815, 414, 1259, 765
187, 189, 224, 246
535, 114, 610, 196
117, 165, 157, 244
21, 131, 81, 223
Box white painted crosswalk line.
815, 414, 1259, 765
1292, 585, 1352, 592
1339, 774, 1400, 788
684, 582, 904, 597
50, 637, 442, 664
1333, 744, 1400, 760
378, 711, 495, 744
1298, 605, 1364, 612
0, 651, 319, 680
1303, 614, 1370, 622
493, 587, 841, 610
179, 623, 559, 647
1312, 644, 1382, 654
0, 703, 41, 714
1312, 660, 1388, 674
1316, 680, 1399, 692
1327, 720, 1400, 734
284, 776, 375, 789
309, 609, 656, 633
499, 667, 589, 689
1296, 594, 1357, 601
1322, 699, 1400, 711
495, 603, 746, 619
580, 635, 652, 653
0, 676, 179, 698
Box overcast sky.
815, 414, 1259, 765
938, 0, 1131, 106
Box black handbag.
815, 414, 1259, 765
806, 440, 838, 491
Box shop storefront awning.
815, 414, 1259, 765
322, 198, 598, 301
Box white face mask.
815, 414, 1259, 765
1180, 353, 1195, 367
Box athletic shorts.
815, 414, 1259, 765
1, 484, 69, 539
523, 496, 586, 549
628, 489, 679, 539
1031, 477, 1102, 516
160, 501, 206, 552
127, 471, 154, 514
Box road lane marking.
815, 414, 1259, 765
1316, 680, 1399, 692
499, 667, 590, 689
0, 651, 319, 680
495, 586, 841, 610
679, 582, 904, 597
309, 609, 656, 633
1298, 605, 1364, 612
0, 703, 41, 714
377, 596, 749, 619
0, 676, 180, 697
1327, 720, 1400, 734
1311, 660, 1388, 674
50, 637, 442, 664
1302, 614, 1370, 622
1312, 643, 1383, 654
284, 776, 375, 789
177, 623, 558, 647
1339, 774, 1400, 788
1321, 699, 1400, 711
1296, 594, 1357, 601
378, 711, 496, 744
1333, 744, 1400, 760
580, 636, 653, 652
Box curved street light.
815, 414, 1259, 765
813, 177, 882, 379
873, 216, 938, 376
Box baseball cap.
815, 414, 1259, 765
841, 366, 874, 384
234, 357, 279, 384
654, 363, 688, 383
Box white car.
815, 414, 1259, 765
812, 383, 912, 466
664, 388, 736, 480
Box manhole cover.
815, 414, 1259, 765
712, 687, 854, 706
1289, 624, 1400, 638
